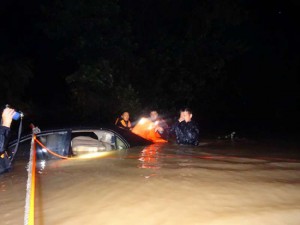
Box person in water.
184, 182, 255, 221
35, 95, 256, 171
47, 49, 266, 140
169, 108, 185, 143
174, 108, 200, 146
149, 110, 169, 139
0, 107, 15, 174
115, 111, 132, 131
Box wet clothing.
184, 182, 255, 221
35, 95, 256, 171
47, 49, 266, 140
0, 126, 11, 174
0, 126, 10, 153
169, 120, 185, 143
152, 118, 169, 140
171, 120, 200, 146
115, 118, 132, 131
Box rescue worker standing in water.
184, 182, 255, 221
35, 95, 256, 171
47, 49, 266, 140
115, 111, 132, 131
174, 108, 200, 146
0, 107, 14, 174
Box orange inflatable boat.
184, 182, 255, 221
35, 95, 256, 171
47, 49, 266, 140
132, 117, 167, 143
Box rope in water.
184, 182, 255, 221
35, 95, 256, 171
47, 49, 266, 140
24, 134, 37, 225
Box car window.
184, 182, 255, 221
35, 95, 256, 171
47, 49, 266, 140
70, 130, 127, 156
36, 131, 70, 160
8, 131, 70, 161
116, 136, 126, 149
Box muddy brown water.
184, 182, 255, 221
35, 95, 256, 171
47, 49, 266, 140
1, 139, 300, 225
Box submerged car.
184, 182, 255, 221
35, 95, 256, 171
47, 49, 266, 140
7, 126, 152, 162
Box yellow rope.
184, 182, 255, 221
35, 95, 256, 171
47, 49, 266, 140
24, 134, 37, 225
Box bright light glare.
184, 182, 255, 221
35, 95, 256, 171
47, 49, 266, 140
147, 124, 153, 130
76, 152, 111, 159
40, 160, 46, 170
138, 118, 146, 125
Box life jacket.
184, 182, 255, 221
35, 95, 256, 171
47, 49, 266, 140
115, 117, 132, 130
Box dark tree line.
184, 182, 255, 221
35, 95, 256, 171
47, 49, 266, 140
1, 0, 299, 135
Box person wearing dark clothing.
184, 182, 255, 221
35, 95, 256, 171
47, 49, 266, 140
169, 109, 185, 143
115, 111, 132, 131
172, 108, 200, 146
0, 108, 14, 174
178, 120, 200, 146
0, 126, 10, 153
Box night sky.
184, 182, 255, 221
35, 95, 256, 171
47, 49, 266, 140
1, 0, 299, 138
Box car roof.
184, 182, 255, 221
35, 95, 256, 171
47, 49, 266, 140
8, 125, 152, 148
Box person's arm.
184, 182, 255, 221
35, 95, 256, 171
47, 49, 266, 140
0, 108, 14, 153
155, 119, 169, 139
128, 121, 133, 130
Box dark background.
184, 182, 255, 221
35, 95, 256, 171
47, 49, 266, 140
1, 0, 299, 139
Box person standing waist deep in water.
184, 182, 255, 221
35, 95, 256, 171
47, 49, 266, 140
169, 108, 185, 144
175, 108, 200, 146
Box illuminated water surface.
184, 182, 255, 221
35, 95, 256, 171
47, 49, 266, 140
1, 140, 300, 225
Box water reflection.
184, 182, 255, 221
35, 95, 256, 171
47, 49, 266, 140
138, 144, 163, 169
2, 140, 300, 225
39, 160, 46, 171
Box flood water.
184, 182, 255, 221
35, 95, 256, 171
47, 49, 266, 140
1, 139, 300, 225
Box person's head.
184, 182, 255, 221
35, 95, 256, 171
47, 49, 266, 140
178, 108, 185, 122
121, 112, 130, 121
150, 110, 158, 122
183, 108, 193, 122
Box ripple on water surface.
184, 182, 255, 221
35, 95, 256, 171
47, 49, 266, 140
1, 141, 300, 225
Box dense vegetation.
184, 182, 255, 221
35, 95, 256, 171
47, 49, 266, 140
1, 0, 299, 136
